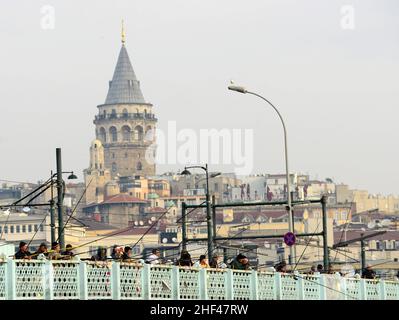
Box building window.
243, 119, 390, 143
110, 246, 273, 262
214, 183, 219, 191
137, 162, 142, 171
28, 225, 32, 233
16, 225, 20, 233
99, 127, 106, 142
112, 162, 117, 172
40, 225, 44, 232
109, 126, 118, 142
122, 125, 131, 141
34, 225, 38, 232
22, 225, 26, 233
4, 226, 8, 234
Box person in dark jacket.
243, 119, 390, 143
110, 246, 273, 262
362, 265, 376, 279
122, 246, 133, 261
15, 241, 32, 259
275, 260, 288, 273
62, 244, 75, 259
177, 250, 193, 267
230, 253, 251, 270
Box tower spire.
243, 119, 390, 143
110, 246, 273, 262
121, 19, 126, 44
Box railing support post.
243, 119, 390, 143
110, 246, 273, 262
78, 261, 88, 300
340, 276, 348, 300
6, 259, 16, 300
142, 263, 151, 300
226, 269, 234, 300
199, 268, 208, 300
360, 279, 367, 300
274, 272, 282, 300
111, 261, 121, 300
379, 280, 387, 300
250, 270, 258, 300
171, 266, 180, 300
319, 274, 327, 300
295, 272, 304, 300
43, 260, 54, 300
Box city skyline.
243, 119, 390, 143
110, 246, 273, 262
0, 0, 398, 195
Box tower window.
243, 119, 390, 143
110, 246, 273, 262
109, 126, 118, 142
112, 162, 117, 172
137, 162, 142, 171
122, 125, 131, 142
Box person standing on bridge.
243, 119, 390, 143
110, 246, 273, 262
15, 241, 32, 259
177, 250, 193, 267
145, 248, 161, 264
194, 255, 209, 268
230, 253, 251, 270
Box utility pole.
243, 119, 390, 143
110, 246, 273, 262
56, 148, 65, 249
321, 195, 329, 271
49, 170, 56, 244
360, 233, 366, 275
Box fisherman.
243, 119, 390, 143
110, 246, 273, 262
15, 241, 32, 259
230, 253, 251, 270
122, 246, 133, 262
145, 248, 161, 264
32, 242, 48, 259
48, 242, 62, 260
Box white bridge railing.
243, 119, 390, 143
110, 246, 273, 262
0, 259, 398, 300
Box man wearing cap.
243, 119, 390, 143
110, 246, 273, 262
15, 241, 32, 259
230, 253, 251, 270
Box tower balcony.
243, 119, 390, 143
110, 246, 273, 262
0, 259, 398, 300
94, 113, 157, 124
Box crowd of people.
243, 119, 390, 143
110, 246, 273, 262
12, 243, 389, 279
14, 241, 75, 260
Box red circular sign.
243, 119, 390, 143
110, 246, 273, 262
284, 232, 296, 246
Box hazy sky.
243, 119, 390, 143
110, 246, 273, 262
0, 0, 398, 195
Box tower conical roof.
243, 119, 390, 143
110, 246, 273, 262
105, 44, 146, 104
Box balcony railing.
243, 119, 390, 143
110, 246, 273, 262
94, 113, 157, 122
0, 259, 398, 300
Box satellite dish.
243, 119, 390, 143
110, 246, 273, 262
22, 207, 31, 213
139, 221, 144, 226
264, 241, 271, 249
367, 221, 376, 229
151, 216, 156, 222
148, 220, 152, 225
162, 238, 168, 244
172, 237, 177, 243
381, 219, 391, 227
134, 221, 138, 226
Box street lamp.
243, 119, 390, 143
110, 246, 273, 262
180, 164, 217, 262
228, 84, 296, 265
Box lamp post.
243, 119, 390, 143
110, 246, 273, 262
180, 165, 220, 263
228, 84, 296, 265
55, 148, 78, 250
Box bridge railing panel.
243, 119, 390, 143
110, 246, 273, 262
86, 261, 112, 300
178, 267, 201, 300
257, 271, 276, 300
150, 265, 173, 299
207, 269, 227, 300
385, 281, 399, 300
345, 278, 361, 300
302, 274, 321, 300
0, 262, 6, 300
365, 279, 380, 300
52, 261, 80, 300
232, 270, 252, 300
280, 273, 299, 300
119, 262, 143, 300
14, 260, 45, 300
